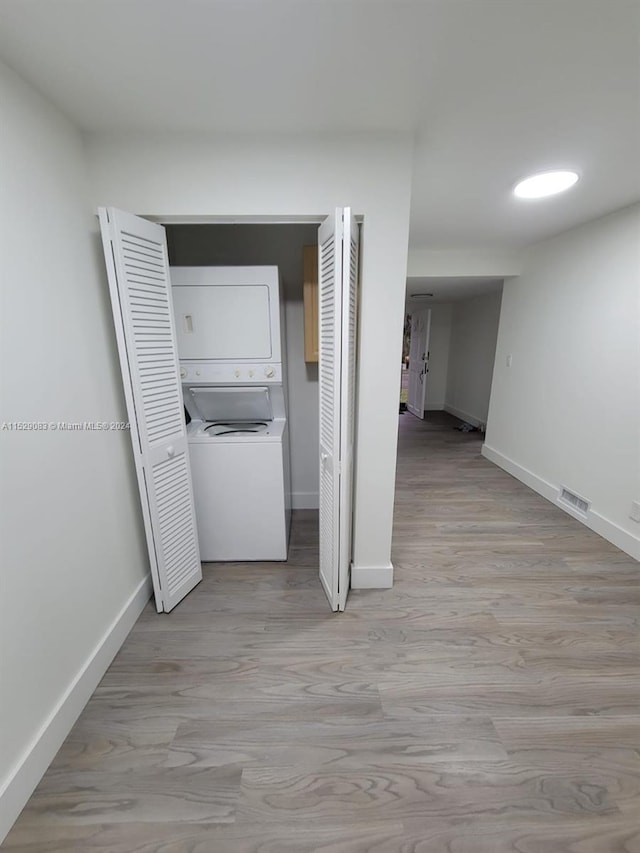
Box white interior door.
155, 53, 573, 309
98, 207, 202, 613
406, 309, 431, 419
318, 207, 359, 612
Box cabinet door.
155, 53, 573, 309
303, 245, 319, 363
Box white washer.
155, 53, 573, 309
183, 383, 291, 562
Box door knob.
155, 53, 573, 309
167, 446, 175, 458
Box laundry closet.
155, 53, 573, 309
98, 209, 358, 615
166, 223, 321, 542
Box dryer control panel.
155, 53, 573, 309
179, 361, 282, 385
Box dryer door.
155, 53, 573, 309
171, 266, 281, 362
172, 284, 272, 361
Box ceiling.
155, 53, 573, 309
0, 0, 638, 251
406, 277, 503, 306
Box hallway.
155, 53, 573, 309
3, 413, 639, 851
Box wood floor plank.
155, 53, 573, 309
66, 695, 386, 730
47, 716, 179, 772
0, 820, 404, 853
12, 767, 242, 827
9, 816, 638, 853
379, 673, 640, 717
164, 715, 509, 769
401, 816, 640, 853
236, 761, 620, 823
493, 717, 640, 777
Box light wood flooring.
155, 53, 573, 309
3, 411, 639, 851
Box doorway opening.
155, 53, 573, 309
400, 280, 504, 431
393, 281, 504, 570
166, 223, 321, 592
99, 209, 360, 614
166, 222, 320, 509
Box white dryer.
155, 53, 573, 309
171, 266, 284, 364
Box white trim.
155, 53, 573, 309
151, 214, 326, 225
350, 562, 394, 589
0, 576, 152, 843
444, 404, 484, 428
588, 510, 640, 561
291, 491, 319, 510
425, 402, 445, 411
481, 444, 640, 562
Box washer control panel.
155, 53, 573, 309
179, 362, 282, 384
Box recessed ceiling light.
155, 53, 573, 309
513, 170, 579, 199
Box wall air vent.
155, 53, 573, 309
558, 487, 590, 517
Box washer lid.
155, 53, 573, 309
183, 386, 273, 423
204, 421, 270, 437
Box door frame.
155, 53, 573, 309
149, 212, 365, 606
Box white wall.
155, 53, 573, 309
166, 224, 320, 508
445, 290, 502, 426
85, 132, 413, 585
424, 304, 452, 410
407, 248, 522, 278
484, 204, 640, 559
0, 62, 150, 839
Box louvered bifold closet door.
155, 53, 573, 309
337, 209, 359, 611
99, 208, 202, 613
317, 211, 342, 610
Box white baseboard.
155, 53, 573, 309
351, 562, 394, 589
0, 575, 152, 843
291, 491, 319, 510
425, 402, 445, 411
444, 404, 484, 428
481, 444, 640, 562
588, 510, 640, 561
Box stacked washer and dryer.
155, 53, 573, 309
171, 266, 291, 561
